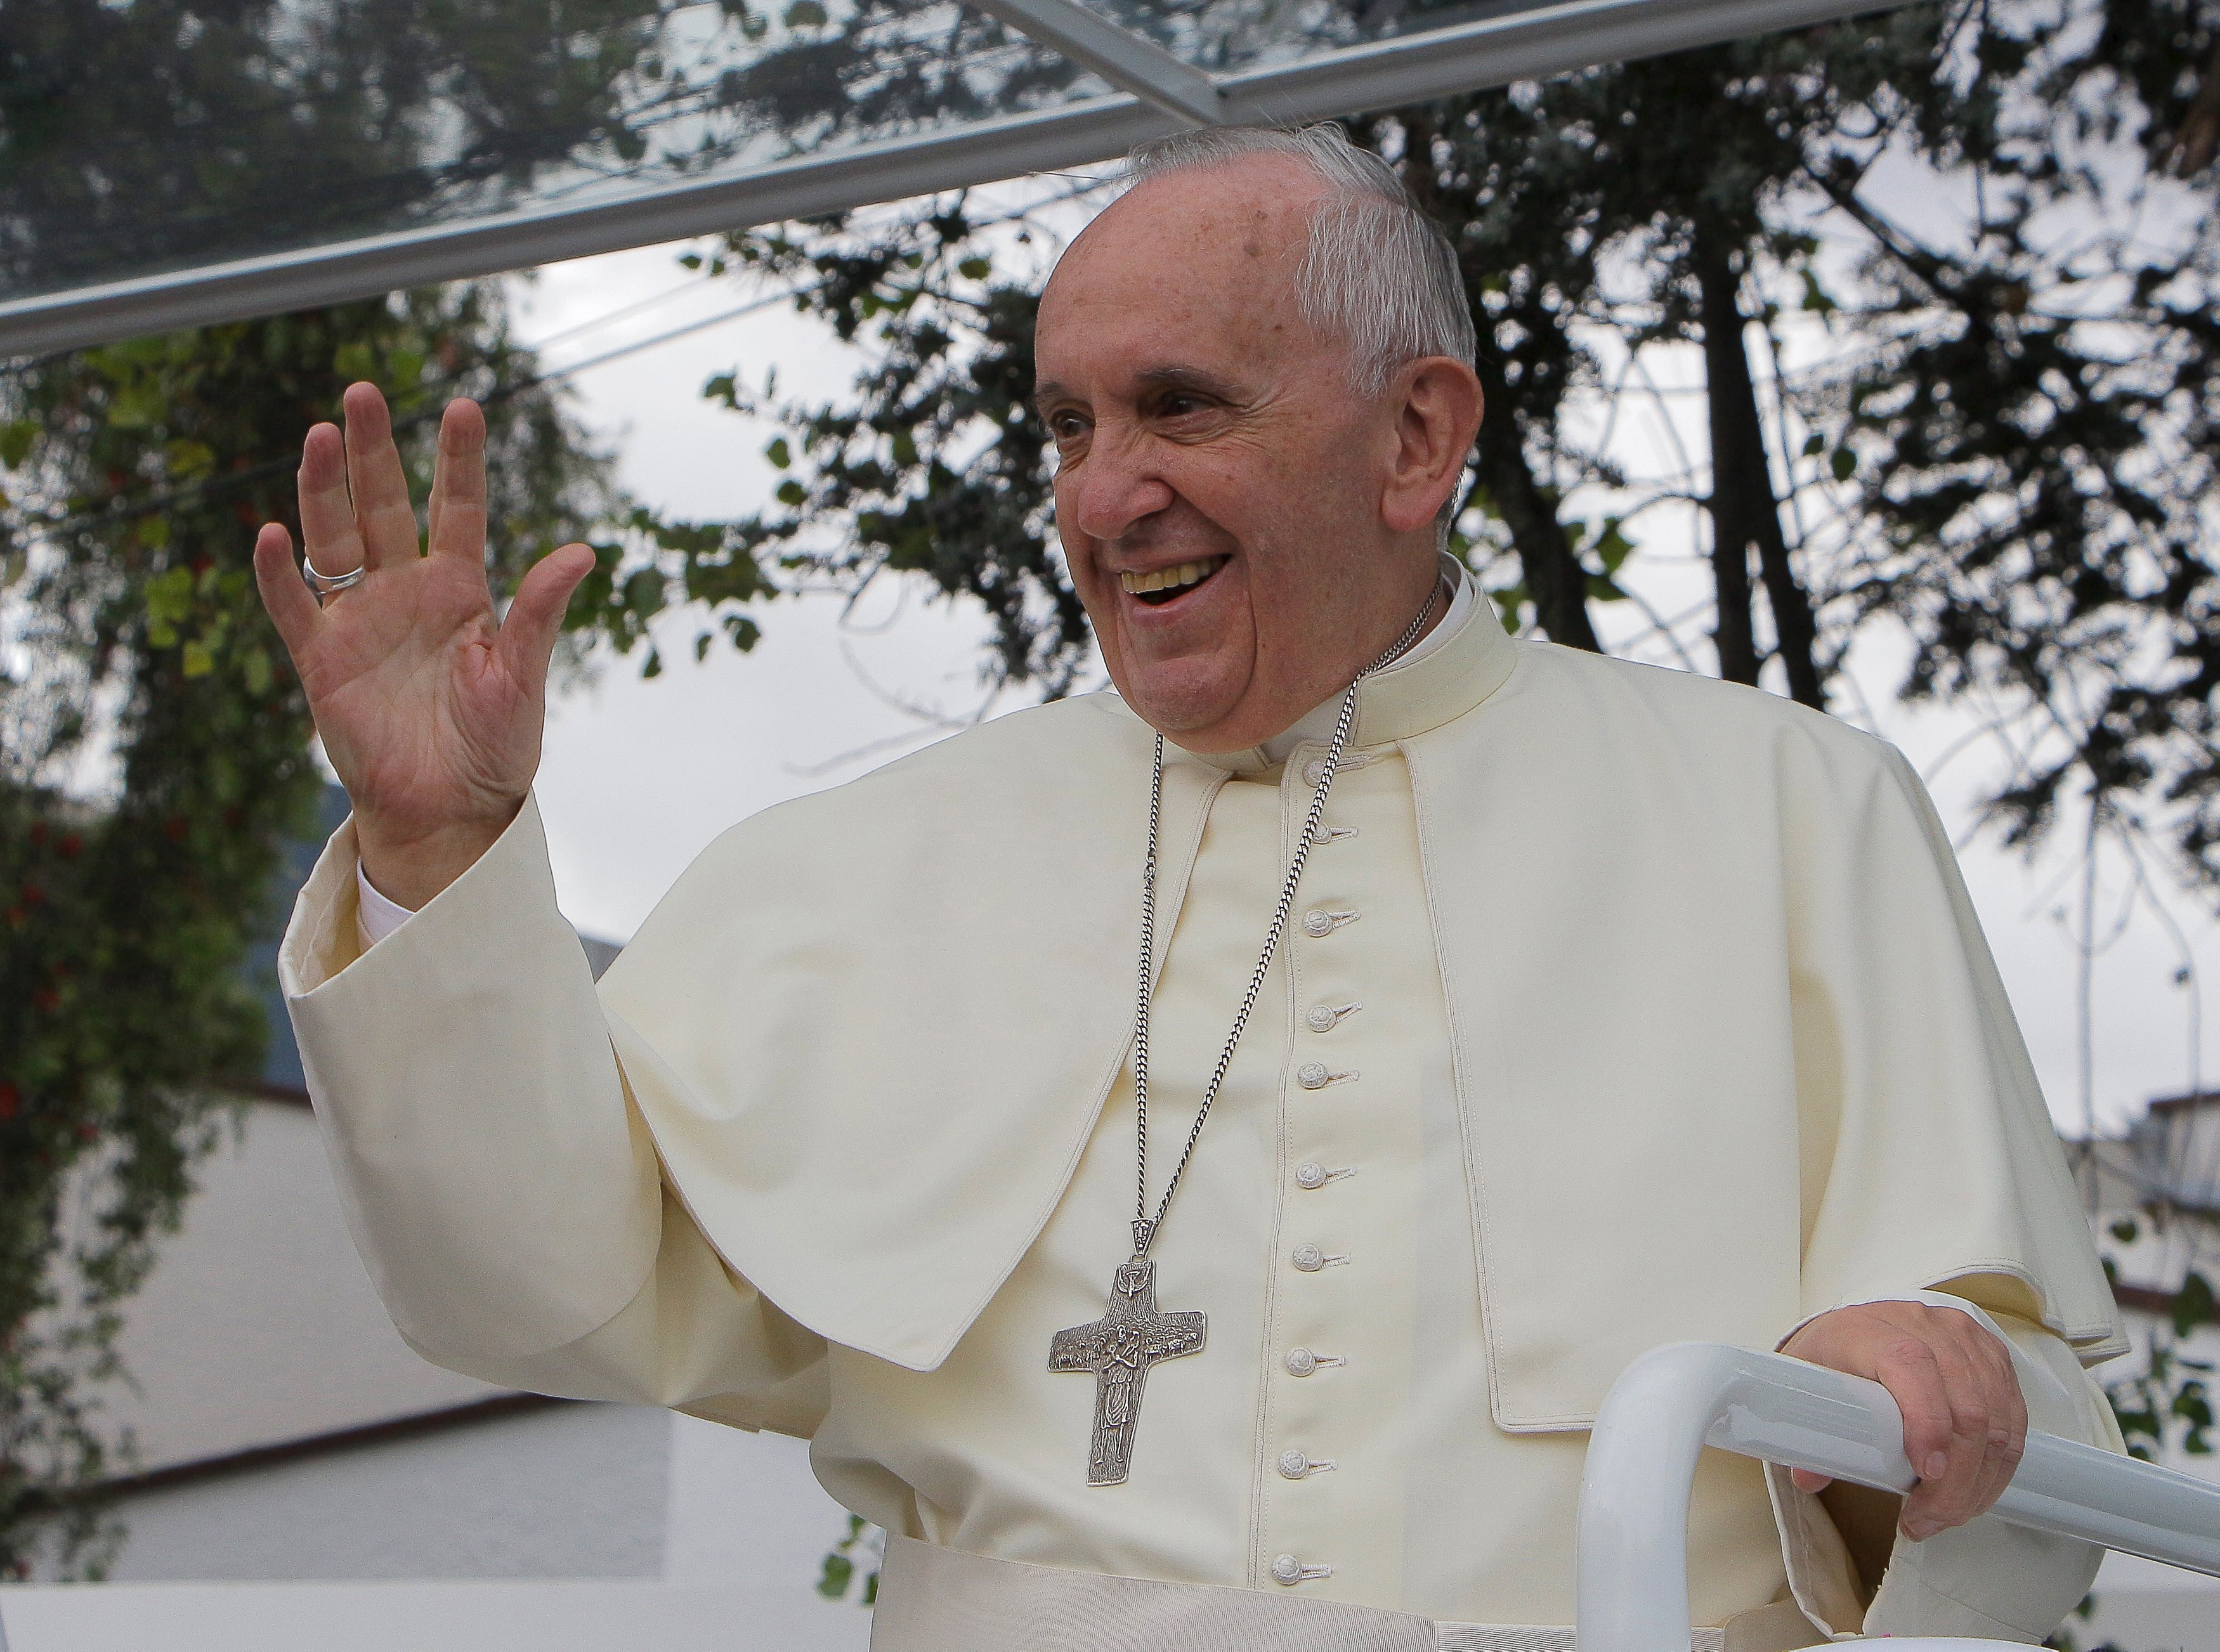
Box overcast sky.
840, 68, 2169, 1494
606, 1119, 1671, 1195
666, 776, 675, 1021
497, 218, 2220, 1143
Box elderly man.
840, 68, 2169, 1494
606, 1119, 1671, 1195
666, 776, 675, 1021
254, 126, 2123, 1650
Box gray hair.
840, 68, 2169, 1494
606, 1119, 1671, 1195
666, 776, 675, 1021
1121, 123, 1477, 400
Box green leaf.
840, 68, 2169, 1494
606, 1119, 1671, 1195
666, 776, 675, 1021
695, 632, 712, 663
165, 439, 216, 479
138, 515, 171, 551
765, 436, 791, 469
785, 0, 826, 25
0, 418, 37, 468
2174, 1272, 2216, 1338
2110, 1218, 2139, 1243
958, 257, 992, 280
817, 1552, 853, 1599
641, 647, 663, 679
180, 641, 214, 678
1801, 433, 1825, 458
145, 565, 193, 625
332, 341, 378, 384
1829, 448, 1856, 483
241, 647, 271, 696
622, 567, 665, 621
776, 479, 807, 507
108, 385, 164, 430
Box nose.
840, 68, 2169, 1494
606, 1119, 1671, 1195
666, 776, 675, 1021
1062, 429, 1175, 545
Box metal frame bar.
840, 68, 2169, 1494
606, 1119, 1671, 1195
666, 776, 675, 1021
965, 0, 1270, 125
1577, 1343, 2220, 1652
0, 0, 1907, 357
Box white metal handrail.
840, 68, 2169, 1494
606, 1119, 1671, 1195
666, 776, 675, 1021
1576, 1342, 2220, 1652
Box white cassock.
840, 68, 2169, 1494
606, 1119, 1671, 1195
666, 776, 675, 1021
281, 561, 2124, 1649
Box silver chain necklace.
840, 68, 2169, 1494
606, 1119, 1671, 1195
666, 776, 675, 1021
1048, 587, 1439, 1485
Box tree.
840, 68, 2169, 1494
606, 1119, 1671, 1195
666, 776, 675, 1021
0, 283, 620, 1578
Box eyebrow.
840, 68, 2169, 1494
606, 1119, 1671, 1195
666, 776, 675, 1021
1030, 365, 1244, 420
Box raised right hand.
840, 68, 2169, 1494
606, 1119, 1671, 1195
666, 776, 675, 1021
252, 382, 597, 909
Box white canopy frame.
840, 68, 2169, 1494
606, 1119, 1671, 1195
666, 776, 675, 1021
0, 0, 1903, 357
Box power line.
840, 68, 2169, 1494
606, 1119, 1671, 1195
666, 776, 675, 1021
8, 280, 817, 543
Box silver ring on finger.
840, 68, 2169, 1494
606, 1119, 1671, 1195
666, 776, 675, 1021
302, 556, 367, 604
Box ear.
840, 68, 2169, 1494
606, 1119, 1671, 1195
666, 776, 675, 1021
1379, 357, 1484, 537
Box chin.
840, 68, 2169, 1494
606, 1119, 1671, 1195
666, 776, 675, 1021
1115, 663, 1244, 743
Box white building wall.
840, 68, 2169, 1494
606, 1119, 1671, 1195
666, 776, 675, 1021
103, 1402, 669, 1582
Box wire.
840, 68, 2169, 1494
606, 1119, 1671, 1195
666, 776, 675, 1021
8, 280, 819, 542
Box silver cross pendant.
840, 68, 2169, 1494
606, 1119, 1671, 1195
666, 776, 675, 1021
1048, 1256, 1206, 1486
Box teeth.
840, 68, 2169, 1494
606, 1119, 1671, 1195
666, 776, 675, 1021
1120, 557, 1225, 596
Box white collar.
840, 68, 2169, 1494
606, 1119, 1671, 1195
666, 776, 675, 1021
1257, 554, 1478, 767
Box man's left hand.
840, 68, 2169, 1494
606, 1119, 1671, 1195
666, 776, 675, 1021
1779, 1300, 2028, 1542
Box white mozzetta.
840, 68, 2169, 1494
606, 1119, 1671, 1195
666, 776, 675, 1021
279, 604, 2123, 1632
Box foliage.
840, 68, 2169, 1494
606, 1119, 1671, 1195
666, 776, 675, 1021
1827, 0, 2220, 885
0, 283, 620, 1578
685, 212, 1090, 694
2099, 1209, 2217, 1461
817, 1512, 882, 1606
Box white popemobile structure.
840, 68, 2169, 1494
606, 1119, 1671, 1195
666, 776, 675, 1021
1578, 1343, 2220, 1652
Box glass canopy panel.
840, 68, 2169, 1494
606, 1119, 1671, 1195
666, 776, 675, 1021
0, 0, 1909, 353
0, 0, 1109, 308
1065, 0, 1564, 77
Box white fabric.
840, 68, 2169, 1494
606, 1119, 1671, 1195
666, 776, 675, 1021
280, 599, 2125, 1637
868, 1534, 1733, 1652
356, 861, 414, 948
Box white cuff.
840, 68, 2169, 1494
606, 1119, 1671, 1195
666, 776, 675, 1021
1775, 1289, 2007, 1355
356, 860, 419, 950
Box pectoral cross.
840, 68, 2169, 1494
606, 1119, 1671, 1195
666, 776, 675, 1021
1048, 1256, 1206, 1486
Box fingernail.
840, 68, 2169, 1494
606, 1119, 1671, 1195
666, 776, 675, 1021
1923, 1452, 1949, 1479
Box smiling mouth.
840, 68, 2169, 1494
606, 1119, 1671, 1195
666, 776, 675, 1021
1120, 556, 1227, 605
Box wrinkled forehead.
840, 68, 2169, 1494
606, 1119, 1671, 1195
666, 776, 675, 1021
1035, 159, 1331, 378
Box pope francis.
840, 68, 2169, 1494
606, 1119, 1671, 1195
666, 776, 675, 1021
252, 125, 2127, 1651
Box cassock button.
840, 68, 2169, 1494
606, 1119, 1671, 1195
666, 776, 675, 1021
1296, 1062, 1330, 1090
1285, 1347, 1319, 1376
1279, 1449, 1311, 1479
1292, 1244, 1326, 1272
1302, 909, 1335, 937
1295, 1162, 1329, 1189
1271, 1554, 1305, 1585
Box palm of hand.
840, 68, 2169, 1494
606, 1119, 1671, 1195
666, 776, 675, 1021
252, 383, 596, 904
306, 552, 534, 836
